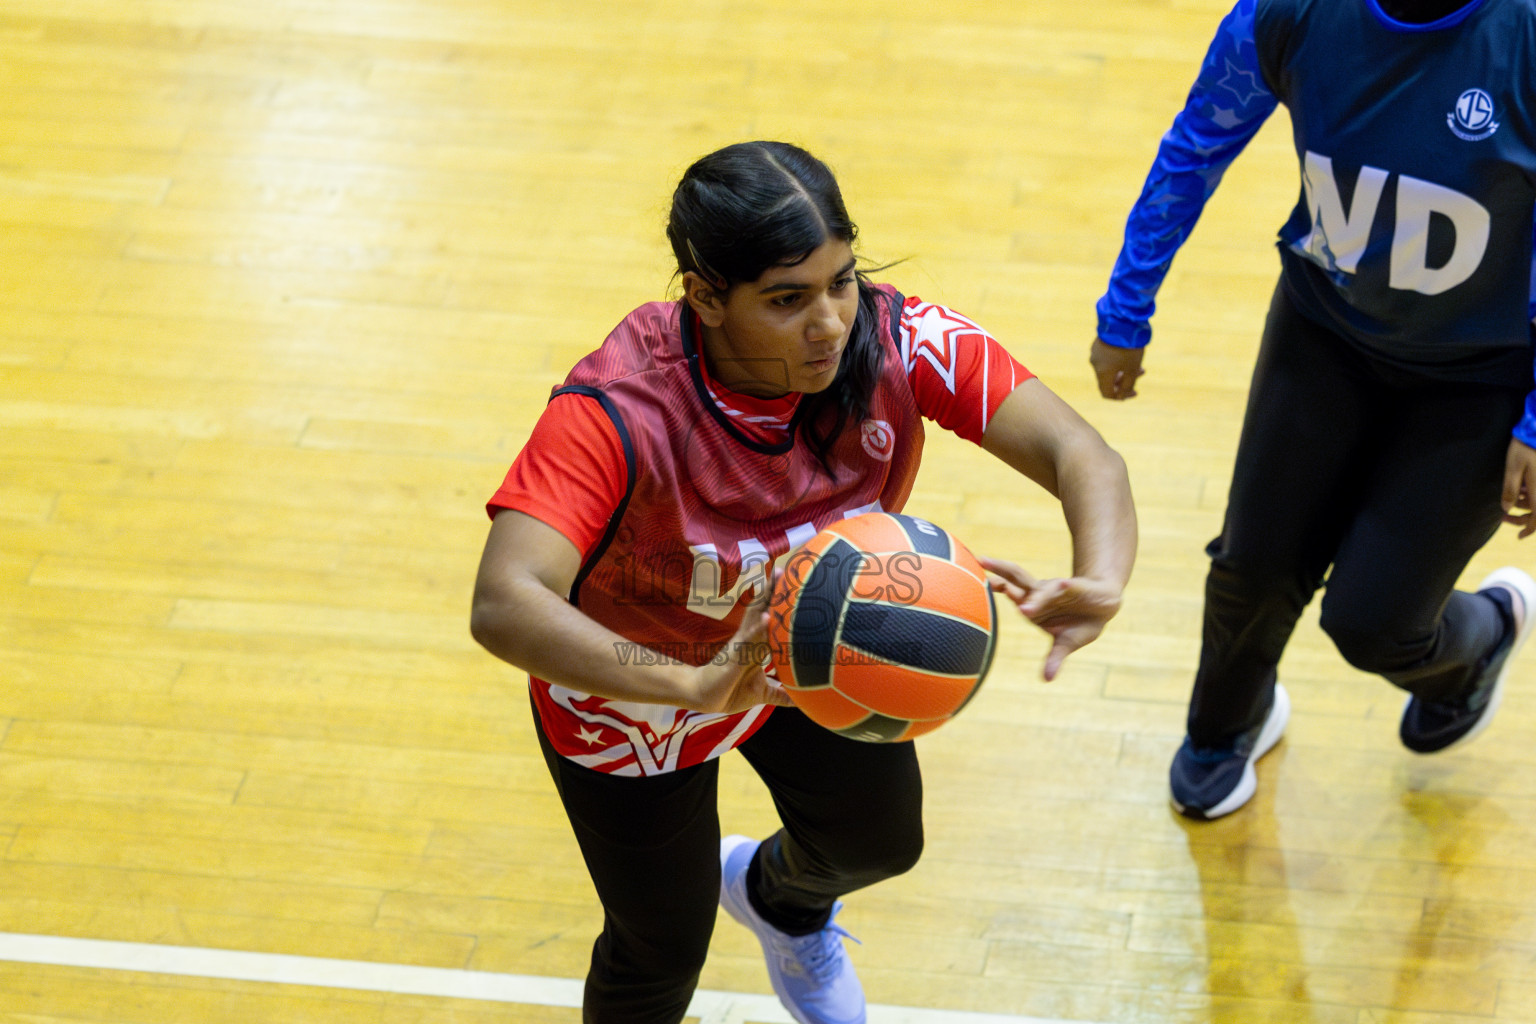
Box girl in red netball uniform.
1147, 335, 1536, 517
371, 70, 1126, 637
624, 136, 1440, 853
471, 141, 1137, 1024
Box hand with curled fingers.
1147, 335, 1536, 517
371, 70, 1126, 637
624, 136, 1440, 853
1090, 338, 1146, 401
979, 556, 1124, 681
686, 580, 796, 713
1502, 438, 1536, 539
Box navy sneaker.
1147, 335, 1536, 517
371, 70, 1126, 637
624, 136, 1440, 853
719, 835, 866, 1024
1400, 567, 1535, 755
1169, 682, 1290, 820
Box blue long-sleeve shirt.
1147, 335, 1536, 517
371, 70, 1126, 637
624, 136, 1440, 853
1096, 0, 1536, 444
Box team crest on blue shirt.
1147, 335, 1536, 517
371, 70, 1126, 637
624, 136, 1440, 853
1448, 88, 1499, 141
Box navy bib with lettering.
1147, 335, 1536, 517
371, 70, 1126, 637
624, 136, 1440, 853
1257, 0, 1536, 373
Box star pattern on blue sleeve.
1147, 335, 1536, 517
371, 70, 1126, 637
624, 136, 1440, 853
1226, 0, 1256, 43
1209, 106, 1247, 130
1095, 0, 1279, 348
1217, 57, 1271, 107
1194, 164, 1228, 194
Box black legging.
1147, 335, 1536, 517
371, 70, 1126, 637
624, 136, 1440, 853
535, 703, 924, 1024
1188, 282, 1527, 745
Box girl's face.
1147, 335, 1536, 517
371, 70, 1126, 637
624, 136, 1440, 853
689, 238, 859, 398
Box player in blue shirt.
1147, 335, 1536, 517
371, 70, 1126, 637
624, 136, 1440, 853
1093, 0, 1536, 819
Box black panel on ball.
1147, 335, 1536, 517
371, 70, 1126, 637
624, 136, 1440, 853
836, 713, 912, 743
787, 537, 864, 690
890, 513, 953, 559
950, 588, 999, 716
840, 602, 992, 676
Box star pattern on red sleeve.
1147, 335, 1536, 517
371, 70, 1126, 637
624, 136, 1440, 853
898, 298, 1033, 445
900, 301, 992, 395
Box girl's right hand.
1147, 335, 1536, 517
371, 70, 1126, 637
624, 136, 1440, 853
980, 556, 1124, 682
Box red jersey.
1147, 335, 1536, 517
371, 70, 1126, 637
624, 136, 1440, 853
490, 286, 1032, 775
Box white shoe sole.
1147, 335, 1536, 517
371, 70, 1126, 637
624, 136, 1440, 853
1404, 567, 1536, 753
717, 834, 866, 1024
1173, 682, 1290, 820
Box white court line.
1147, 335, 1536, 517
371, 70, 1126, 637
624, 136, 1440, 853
0, 931, 1091, 1024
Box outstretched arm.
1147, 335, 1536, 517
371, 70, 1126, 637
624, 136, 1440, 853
980, 379, 1138, 679
1093, 0, 1278, 398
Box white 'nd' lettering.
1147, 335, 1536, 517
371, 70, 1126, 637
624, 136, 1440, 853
1390, 174, 1490, 295
1299, 152, 1387, 274
1297, 151, 1490, 296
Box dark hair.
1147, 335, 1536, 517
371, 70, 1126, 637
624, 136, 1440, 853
667, 141, 886, 475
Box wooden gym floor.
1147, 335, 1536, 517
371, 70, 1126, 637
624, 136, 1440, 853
2, 1, 1535, 1022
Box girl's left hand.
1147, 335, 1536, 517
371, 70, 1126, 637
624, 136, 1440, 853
979, 556, 1123, 682
1502, 438, 1536, 538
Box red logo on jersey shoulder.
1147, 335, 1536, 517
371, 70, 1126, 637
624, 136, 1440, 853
861, 419, 895, 462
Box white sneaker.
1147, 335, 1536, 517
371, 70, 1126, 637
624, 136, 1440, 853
718, 835, 866, 1024
1168, 682, 1290, 820
1400, 567, 1536, 754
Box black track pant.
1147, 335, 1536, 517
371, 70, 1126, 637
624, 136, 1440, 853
535, 704, 923, 1024
1187, 283, 1527, 746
